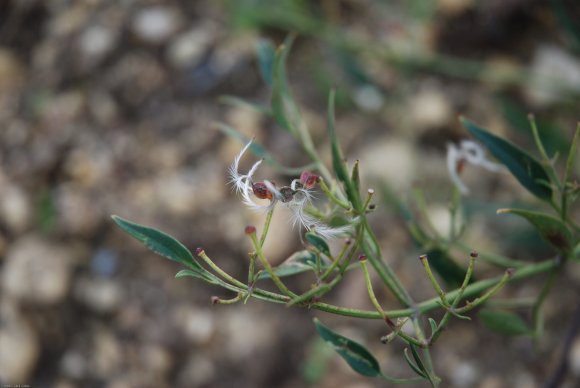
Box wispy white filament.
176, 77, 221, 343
447, 140, 504, 195
229, 141, 351, 239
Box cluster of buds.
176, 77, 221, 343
229, 141, 351, 239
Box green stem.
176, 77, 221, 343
249, 231, 297, 297
454, 241, 526, 268
562, 124, 580, 220
260, 208, 275, 247
529, 114, 562, 191
532, 264, 561, 344
420, 254, 449, 307
454, 268, 513, 314
430, 252, 477, 344
319, 178, 351, 210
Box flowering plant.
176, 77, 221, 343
113, 37, 579, 386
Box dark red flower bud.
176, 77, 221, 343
211, 296, 220, 304
358, 254, 367, 262
299, 171, 320, 189
195, 247, 205, 256
245, 225, 256, 235
252, 182, 273, 200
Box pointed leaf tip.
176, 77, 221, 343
314, 318, 382, 377
112, 215, 201, 270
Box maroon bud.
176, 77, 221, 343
195, 247, 205, 256
506, 268, 514, 277
299, 171, 320, 189
345, 238, 352, 245
368, 204, 376, 210
211, 296, 220, 304
252, 182, 273, 200
358, 254, 367, 262
470, 251, 478, 258
245, 225, 256, 235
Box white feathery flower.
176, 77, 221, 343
447, 140, 504, 195
229, 142, 352, 239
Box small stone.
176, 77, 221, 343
0, 48, 24, 90
60, 350, 87, 379
167, 24, 216, 68
570, 337, 580, 376
74, 277, 122, 314
132, 7, 182, 44
139, 344, 172, 377
0, 183, 32, 233
174, 307, 215, 345
527, 45, 580, 106
0, 302, 39, 383
451, 361, 479, 387
78, 25, 116, 61
177, 353, 215, 386
410, 88, 453, 129
359, 139, 416, 192
353, 85, 384, 112
2, 235, 75, 304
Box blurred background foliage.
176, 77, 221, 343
0, 0, 578, 387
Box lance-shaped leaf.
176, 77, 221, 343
497, 208, 573, 252
479, 308, 531, 336
257, 250, 322, 280
256, 39, 275, 86
461, 118, 553, 201
111, 215, 201, 271
271, 35, 297, 136
306, 232, 332, 257
314, 318, 382, 378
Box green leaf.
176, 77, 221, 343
497, 208, 573, 252
175, 269, 216, 284
461, 117, 553, 201
257, 250, 321, 279
479, 308, 531, 336
425, 249, 471, 289
256, 39, 275, 86
327, 90, 361, 210
314, 318, 382, 378
428, 318, 438, 335
306, 233, 331, 257
271, 36, 297, 136
111, 215, 201, 270
403, 348, 426, 378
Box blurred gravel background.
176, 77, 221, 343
0, 1, 579, 387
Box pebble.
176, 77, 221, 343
74, 277, 122, 314
570, 337, 580, 377
0, 48, 24, 90
177, 353, 215, 386
132, 7, 182, 44
78, 25, 116, 62
167, 24, 216, 68
174, 307, 216, 345
450, 361, 479, 387
2, 235, 75, 304
0, 301, 39, 383
0, 183, 32, 233
359, 139, 416, 192
410, 88, 453, 130
527, 45, 580, 106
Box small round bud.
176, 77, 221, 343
299, 171, 320, 189
367, 189, 375, 195
345, 238, 352, 245
211, 296, 220, 304
245, 225, 256, 235
195, 247, 205, 256
358, 254, 367, 262
506, 268, 514, 277
252, 182, 273, 200
368, 204, 376, 210
470, 251, 478, 258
